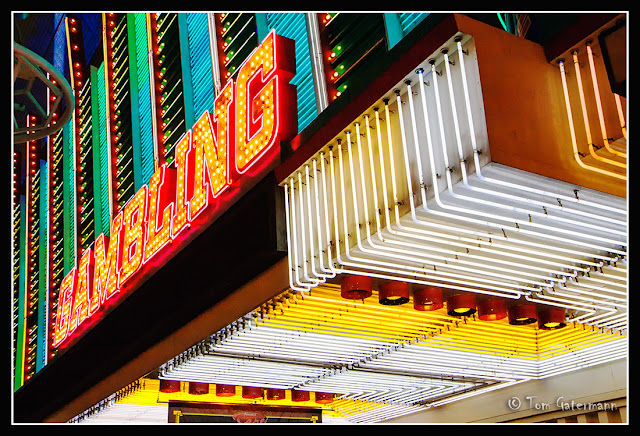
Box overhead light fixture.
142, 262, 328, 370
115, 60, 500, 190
216, 384, 236, 397
413, 287, 444, 311
446, 294, 477, 317
291, 390, 311, 402
242, 386, 263, 399
508, 304, 538, 325
379, 281, 410, 305
266, 388, 286, 400
159, 379, 180, 393
188, 382, 209, 395
538, 309, 567, 330
477, 299, 507, 321
340, 275, 373, 300
315, 392, 335, 404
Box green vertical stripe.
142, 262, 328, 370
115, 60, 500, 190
90, 66, 104, 236
37, 160, 48, 372
15, 196, 26, 391
127, 13, 144, 191
92, 63, 111, 237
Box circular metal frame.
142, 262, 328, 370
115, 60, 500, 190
13, 42, 74, 143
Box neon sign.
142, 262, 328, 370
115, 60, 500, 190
52, 30, 297, 350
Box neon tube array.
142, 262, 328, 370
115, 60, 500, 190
283, 34, 627, 332
558, 40, 627, 181
158, 285, 626, 423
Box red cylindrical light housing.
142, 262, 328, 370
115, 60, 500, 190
266, 388, 286, 400
538, 309, 567, 330
508, 304, 538, 325
477, 299, 507, 321
379, 281, 410, 305
215, 384, 236, 397
315, 392, 335, 404
446, 294, 476, 317
413, 287, 444, 311
159, 379, 181, 393
291, 390, 311, 402
188, 382, 210, 395
340, 275, 372, 300
242, 386, 263, 399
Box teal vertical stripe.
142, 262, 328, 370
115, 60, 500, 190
399, 13, 429, 35
255, 13, 269, 41
132, 13, 155, 185
177, 13, 195, 129
185, 12, 216, 118
62, 123, 75, 273
386, 13, 430, 49
127, 13, 144, 191
265, 13, 317, 132
37, 160, 48, 372
93, 63, 111, 237
384, 13, 404, 49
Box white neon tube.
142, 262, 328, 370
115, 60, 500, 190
457, 39, 626, 211
352, 118, 570, 285
586, 43, 626, 159
282, 34, 626, 333
415, 71, 626, 253
343, 128, 543, 293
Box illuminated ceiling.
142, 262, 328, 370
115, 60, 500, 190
74, 285, 626, 423
68, 22, 626, 425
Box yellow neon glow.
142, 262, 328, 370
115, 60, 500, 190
614, 93, 627, 139
585, 44, 626, 159
572, 51, 625, 169
558, 60, 626, 181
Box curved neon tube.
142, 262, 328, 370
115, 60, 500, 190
558, 60, 626, 181
414, 72, 625, 253
344, 126, 545, 291
586, 43, 626, 159
614, 93, 627, 139
572, 50, 626, 168
454, 40, 625, 215
283, 38, 626, 332
440, 51, 626, 231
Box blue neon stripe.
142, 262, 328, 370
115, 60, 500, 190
265, 12, 317, 133
185, 13, 216, 118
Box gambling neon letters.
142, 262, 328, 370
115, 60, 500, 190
52, 30, 296, 349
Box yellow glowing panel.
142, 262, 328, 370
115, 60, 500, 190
115, 379, 333, 410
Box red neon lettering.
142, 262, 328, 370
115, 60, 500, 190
190, 80, 234, 220
235, 30, 295, 174
54, 31, 297, 349
144, 164, 176, 263
172, 132, 192, 237
119, 187, 148, 287
91, 212, 124, 315
68, 248, 94, 334
53, 268, 77, 347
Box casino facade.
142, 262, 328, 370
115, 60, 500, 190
13, 12, 627, 423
